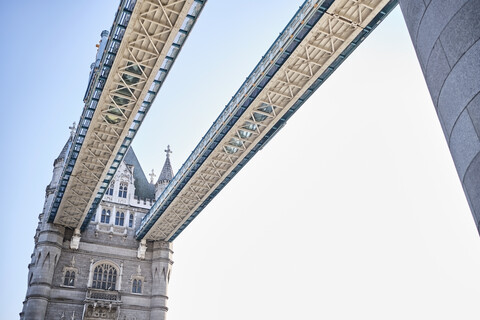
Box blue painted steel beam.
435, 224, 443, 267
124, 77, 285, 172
48, 0, 136, 224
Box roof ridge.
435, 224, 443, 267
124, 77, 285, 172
124, 147, 155, 200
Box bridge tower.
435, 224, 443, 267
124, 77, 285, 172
20, 130, 175, 320
399, 0, 480, 232
19, 0, 480, 318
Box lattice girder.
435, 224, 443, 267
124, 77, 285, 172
137, 0, 394, 241
52, 0, 195, 228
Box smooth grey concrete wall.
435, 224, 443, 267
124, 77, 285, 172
399, 0, 480, 232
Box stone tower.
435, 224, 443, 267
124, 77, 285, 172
20, 130, 175, 320
398, 0, 480, 233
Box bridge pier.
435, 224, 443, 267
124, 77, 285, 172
399, 0, 480, 232
21, 223, 65, 320
150, 241, 174, 320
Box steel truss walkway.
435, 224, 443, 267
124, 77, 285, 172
48, 0, 206, 229
136, 0, 398, 241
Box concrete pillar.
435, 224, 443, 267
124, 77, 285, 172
21, 223, 65, 320
399, 0, 480, 232
150, 241, 173, 320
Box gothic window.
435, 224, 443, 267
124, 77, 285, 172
128, 213, 134, 228
101, 209, 111, 224
63, 267, 77, 287
132, 278, 142, 294
107, 180, 114, 196
115, 211, 125, 226
92, 263, 118, 291
63, 270, 76, 286
119, 183, 127, 198
91, 212, 96, 221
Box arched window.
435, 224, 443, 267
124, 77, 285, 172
132, 279, 142, 294
63, 270, 76, 286
115, 211, 125, 226
128, 214, 134, 228
92, 263, 117, 291
101, 209, 111, 223
118, 183, 127, 198
91, 212, 96, 221
107, 181, 114, 196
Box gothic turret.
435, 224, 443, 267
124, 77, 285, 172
155, 146, 174, 199
47, 122, 75, 195
21, 126, 74, 319
23, 136, 173, 319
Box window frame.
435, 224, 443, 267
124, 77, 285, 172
101, 209, 111, 224
118, 183, 127, 198
62, 267, 78, 287
91, 262, 118, 291
131, 276, 144, 294
115, 211, 125, 226
106, 180, 115, 196
128, 213, 134, 228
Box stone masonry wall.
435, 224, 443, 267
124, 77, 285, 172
399, 0, 480, 231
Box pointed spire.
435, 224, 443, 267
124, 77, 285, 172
156, 146, 174, 184
155, 146, 174, 199
69, 121, 76, 138
49, 122, 75, 191
165, 145, 172, 158
54, 122, 75, 166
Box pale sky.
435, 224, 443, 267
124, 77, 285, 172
2, 1, 480, 319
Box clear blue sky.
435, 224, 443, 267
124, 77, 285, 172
2, 1, 480, 319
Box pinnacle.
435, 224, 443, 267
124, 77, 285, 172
156, 146, 174, 184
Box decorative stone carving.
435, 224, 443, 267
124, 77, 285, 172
70, 229, 81, 250
137, 239, 147, 259
159, 241, 171, 249
84, 305, 118, 319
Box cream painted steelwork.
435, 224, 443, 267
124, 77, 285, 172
50, 0, 201, 228
138, 0, 394, 241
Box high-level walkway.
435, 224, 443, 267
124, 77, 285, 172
49, 0, 480, 242
48, 0, 206, 230
136, 0, 399, 241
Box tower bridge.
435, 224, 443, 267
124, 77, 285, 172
20, 0, 480, 319
47, 0, 398, 239
136, 0, 398, 241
